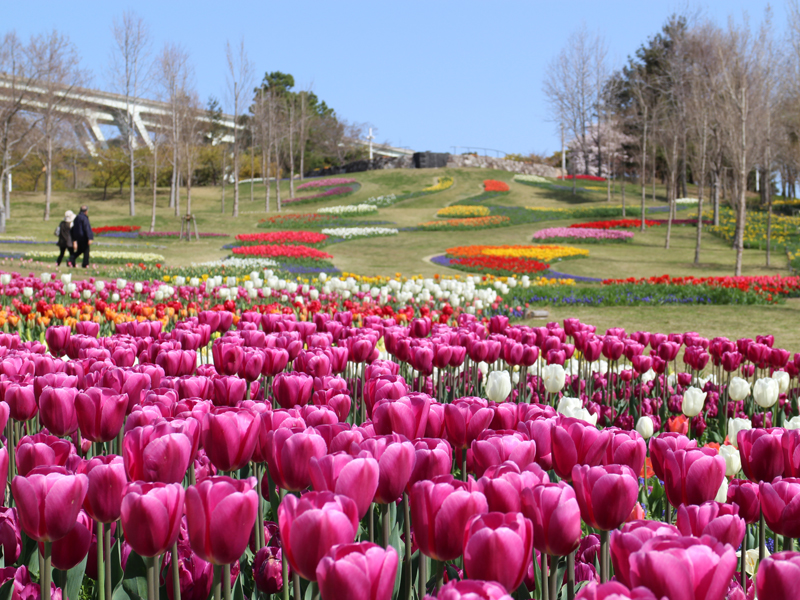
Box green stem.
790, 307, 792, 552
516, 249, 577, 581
255, 463, 265, 550
548, 555, 558, 600
542, 553, 549, 600
97, 522, 105, 600
567, 550, 575, 600
741, 527, 747, 591
368, 503, 374, 543
223, 563, 232, 600
785, 536, 795, 552
42, 542, 52, 600
292, 573, 300, 600
435, 559, 444, 592
281, 492, 289, 600
382, 503, 391, 548
171, 543, 181, 600
104, 524, 112, 600
213, 565, 222, 600
760, 510, 766, 563
600, 530, 609, 583
418, 552, 427, 600
403, 494, 411, 600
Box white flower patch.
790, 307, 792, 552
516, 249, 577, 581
364, 194, 397, 207
320, 227, 399, 239
514, 174, 550, 184
191, 257, 279, 269
317, 204, 379, 215
675, 198, 699, 204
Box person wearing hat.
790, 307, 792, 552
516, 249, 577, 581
55, 210, 76, 267
71, 205, 94, 268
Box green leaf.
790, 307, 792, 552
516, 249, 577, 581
233, 575, 244, 600
64, 554, 88, 600
109, 539, 125, 596
113, 551, 147, 600
0, 578, 15, 600
19, 532, 38, 576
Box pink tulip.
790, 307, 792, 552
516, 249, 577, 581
45, 326, 70, 357
364, 375, 407, 418
409, 475, 488, 561
372, 395, 430, 440
575, 582, 659, 600
726, 478, 760, 524
663, 448, 726, 507
760, 477, 800, 538
521, 481, 581, 557
627, 536, 737, 600
477, 462, 549, 513
201, 407, 259, 472
5, 384, 36, 422
572, 465, 639, 531
262, 347, 290, 377
551, 418, 612, 481
756, 551, 800, 600
80, 455, 127, 524
0, 507, 21, 564
75, 388, 128, 443
123, 424, 193, 484
38, 387, 79, 437
648, 432, 696, 481
185, 476, 258, 565
470, 431, 537, 478
309, 453, 380, 519
408, 438, 452, 488
265, 427, 328, 492
120, 481, 185, 557
272, 372, 314, 409
604, 429, 646, 477
676, 501, 745, 548
212, 376, 247, 407
739, 428, 784, 483
11, 466, 88, 542
609, 520, 680, 587
463, 512, 533, 593
15, 433, 75, 476
424, 580, 512, 600
355, 435, 415, 505
316, 542, 398, 600
41, 509, 92, 570
278, 491, 359, 581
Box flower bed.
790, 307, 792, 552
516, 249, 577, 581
138, 231, 229, 239
570, 218, 660, 229
296, 177, 356, 190
436, 205, 490, 218
24, 249, 164, 264
448, 254, 550, 276
93, 225, 142, 234
423, 176, 454, 192
557, 174, 606, 181
319, 227, 398, 239
513, 174, 550, 184
442, 244, 588, 276
363, 194, 397, 207
317, 204, 378, 215
283, 185, 357, 205
483, 179, 510, 192
230, 243, 333, 261
361, 177, 455, 208
532, 227, 633, 243
417, 216, 511, 230
258, 213, 339, 228
707, 208, 800, 250
234, 231, 328, 245
601, 273, 800, 301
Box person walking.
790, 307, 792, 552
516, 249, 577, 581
71, 205, 94, 268
55, 210, 76, 267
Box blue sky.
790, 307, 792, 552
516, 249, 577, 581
4, 0, 787, 156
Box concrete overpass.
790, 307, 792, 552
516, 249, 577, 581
0, 73, 235, 155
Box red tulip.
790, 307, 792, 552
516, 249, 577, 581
123, 424, 193, 484
627, 536, 737, 600
551, 418, 612, 481
410, 475, 488, 561
41, 509, 92, 570
760, 477, 800, 538
425, 580, 512, 600
185, 476, 258, 565
353, 435, 415, 505
572, 465, 639, 531
477, 462, 549, 513
278, 491, 359, 581
316, 542, 398, 600
648, 432, 696, 481
120, 481, 185, 557
676, 501, 745, 548
408, 438, 452, 489
80, 455, 127, 523
609, 520, 680, 587
15, 433, 75, 476
739, 428, 784, 482
726, 478, 760, 524
11, 466, 88, 542
521, 481, 581, 557
663, 448, 726, 508
463, 512, 533, 593
38, 387, 79, 437
0, 507, 21, 565
756, 551, 800, 600
310, 453, 380, 519
272, 372, 314, 409
265, 427, 328, 492
75, 388, 128, 443
201, 407, 259, 472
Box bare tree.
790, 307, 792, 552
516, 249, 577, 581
225, 38, 254, 217
157, 43, 190, 216
109, 11, 151, 216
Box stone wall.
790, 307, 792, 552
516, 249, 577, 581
445, 154, 562, 178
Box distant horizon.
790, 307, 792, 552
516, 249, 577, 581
3, 0, 787, 155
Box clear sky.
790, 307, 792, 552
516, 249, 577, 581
3, 0, 788, 156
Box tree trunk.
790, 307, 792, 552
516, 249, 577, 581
734, 90, 747, 277
765, 110, 772, 268
150, 142, 158, 233
263, 147, 269, 212
250, 149, 254, 202
72, 153, 77, 190
275, 142, 282, 212
0, 170, 7, 234
44, 137, 52, 221
640, 112, 647, 231
651, 144, 656, 202
186, 164, 192, 215
665, 135, 678, 250
713, 170, 720, 226
221, 145, 226, 214
694, 116, 708, 265
129, 130, 136, 216
288, 102, 295, 199
233, 122, 240, 216
621, 173, 626, 218
103, 181, 108, 201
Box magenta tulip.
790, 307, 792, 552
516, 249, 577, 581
663, 448, 726, 508
408, 438, 452, 489
5, 383, 36, 422
372, 395, 430, 440
316, 542, 398, 600
123, 424, 193, 484
477, 462, 549, 513
572, 464, 639, 531
0, 507, 21, 564
604, 429, 646, 477
756, 551, 800, 600
15, 433, 75, 476
272, 372, 314, 409
278, 491, 359, 581
609, 520, 680, 587
42, 509, 92, 570
11, 466, 88, 542
426, 580, 512, 600
309, 453, 380, 519
726, 478, 760, 524
253, 546, 283, 595
760, 477, 800, 538
212, 376, 247, 407
521, 481, 581, 557
38, 387, 79, 437
409, 475, 488, 561
676, 501, 745, 548
444, 398, 494, 449
648, 432, 696, 481
627, 536, 737, 600
356, 435, 415, 504
575, 582, 659, 600
201, 407, 259, 472
551, 418, 612, 481
185, 476, 258, 565
739, 428, 784, 483
80, 455, 127, 523
463, 512, 533, 593
470, 431, 537, 478
120, 481, 185, 557
75, 388, 128, 443
45, 326, 71, 357
265, 427, 328, 492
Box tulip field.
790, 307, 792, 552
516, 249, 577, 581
0, 167, 799, 600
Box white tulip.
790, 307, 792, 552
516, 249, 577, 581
111, 293, 120, 302
485, 370, 512, 403
636, 416, 655, 440
728, 377, 750, 402
154, 291, 164, 302
190, 278, 200, 287
753, 377, 779, 408
681, 387, 706, 418
564, 406, 598, 426
244, 281, 254, 290
40, 273, 50, 284
727, 418, 752, 449
134, 282, 143, 293
557, 396, 583, 416
247, 288, 258, 300
773, 371, 790, 394
319, 272, 327, 282
309, 290, 319, 301
116, 278, 126, 290
82, 289, 92, 300
0, 274, 9, 285
226, 277, 237, 287
786, 416, 800, 430
66, 283, 76, 294
60, 274, 71, 285
739, 548, 768, 577
641, 369, 657, 384
174, 276, 186, 286
22, 287, 33, 298
714, 477, 728, 503
542, 364, 566, 393
720, 445, 741, 477
95, 281, 105, 292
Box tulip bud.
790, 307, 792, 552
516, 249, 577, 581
773, 370, 790, 394
485, 370, 512, 403
635, 416, 655, 440
753, 377, 779, 408
728, 377, 750, 402
681, 387, 706, 418
727, 418, 752, 448
719, 445, 741, 477
541, 364, 566, 393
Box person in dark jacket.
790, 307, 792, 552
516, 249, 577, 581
71, 205, 94, 268
55, 210, 75, 267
